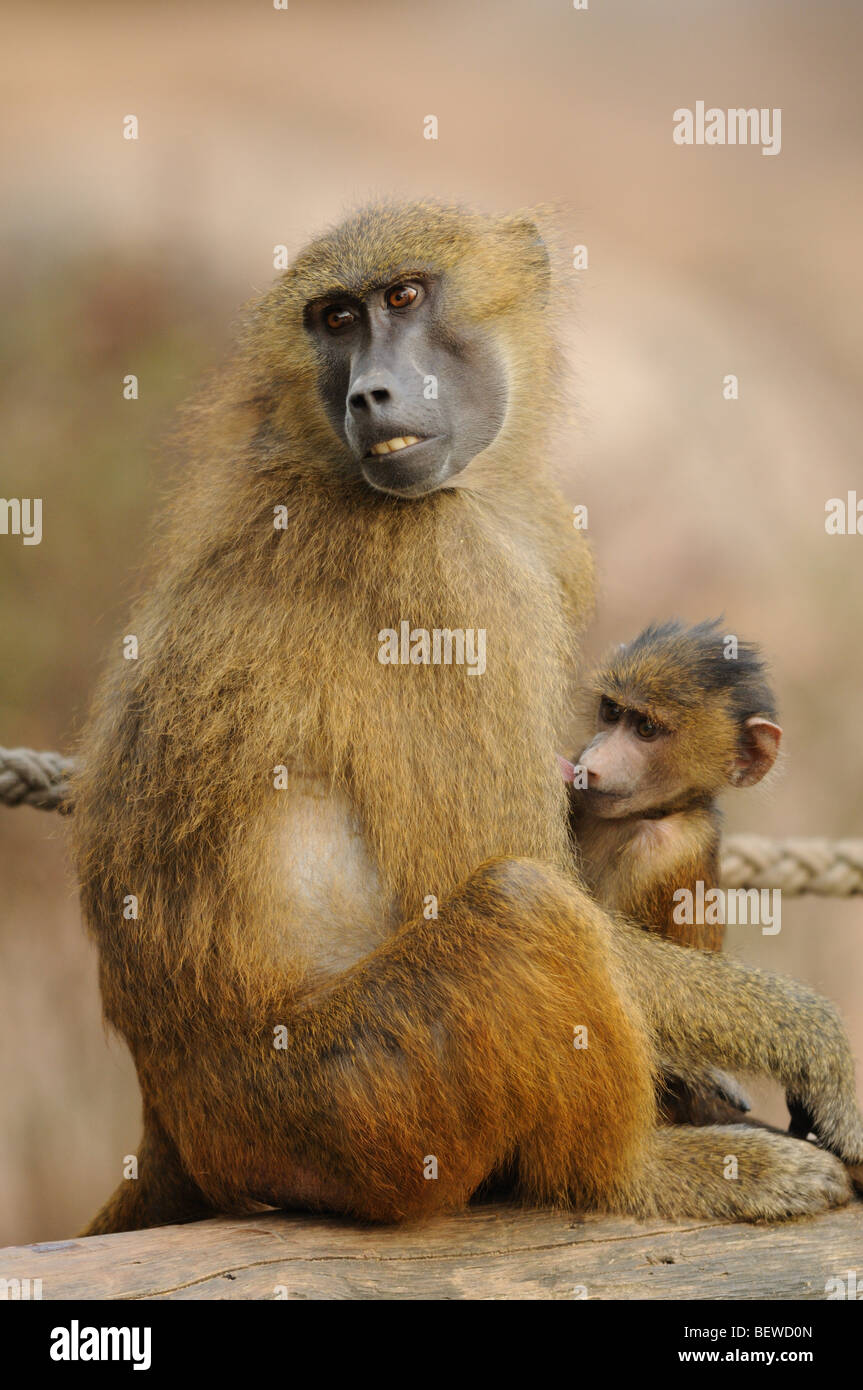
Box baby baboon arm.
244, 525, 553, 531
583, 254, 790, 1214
614, 921, 863, 1166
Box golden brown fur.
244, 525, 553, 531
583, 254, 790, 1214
574, 808, 724, 952
73, 203, 862, 1234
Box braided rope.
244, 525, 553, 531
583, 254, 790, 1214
1, 746, 861, 897
0, 746, 76, 812
719, 834, 863, 898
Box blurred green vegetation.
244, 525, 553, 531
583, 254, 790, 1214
0, 247, 233, 744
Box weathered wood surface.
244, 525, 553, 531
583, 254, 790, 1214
2, 1202, 861, 1300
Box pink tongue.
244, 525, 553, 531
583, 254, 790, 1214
557, 754, 577, 783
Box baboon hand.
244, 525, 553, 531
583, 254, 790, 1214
786, 1088, 863, 1171
787, 1096, 815, 1140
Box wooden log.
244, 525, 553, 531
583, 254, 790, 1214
2, 1203, 860, 1300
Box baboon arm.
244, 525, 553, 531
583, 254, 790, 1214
613, 920, 863, 1165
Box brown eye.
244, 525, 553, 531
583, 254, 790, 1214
325, 306, 356, 332
600, 699, 621, 724
636, 717, 660, 741
386, 282, 421, 310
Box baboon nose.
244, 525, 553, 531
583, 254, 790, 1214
348, 378, 393, 414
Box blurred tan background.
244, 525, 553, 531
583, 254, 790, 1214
1, 0, 862, 1245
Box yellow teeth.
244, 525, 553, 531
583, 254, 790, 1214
369, 435, 421, 456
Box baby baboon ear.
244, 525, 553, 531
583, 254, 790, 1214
729, 717, 782, 787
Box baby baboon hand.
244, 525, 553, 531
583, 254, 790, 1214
787, 1096, 815, 1139
786, 1090, 863, 1169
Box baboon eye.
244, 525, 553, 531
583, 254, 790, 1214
325, 306, 357, 332
636, 717, 660, 741
386, 282, 422, 310
600, 699, 621, 724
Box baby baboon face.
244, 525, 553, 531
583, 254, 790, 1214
573, 620, 783, 820
304, 272, 509, 498
576, 698, 687, 819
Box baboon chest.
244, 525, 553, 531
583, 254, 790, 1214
271, 777, 397, 979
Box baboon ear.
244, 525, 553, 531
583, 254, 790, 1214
729, 718, 782, 787
498, 214, 551, 301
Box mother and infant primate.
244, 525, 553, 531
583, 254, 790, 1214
73, 201, 863, 1234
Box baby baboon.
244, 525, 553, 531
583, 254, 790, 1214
562, 619, 782, 1124
565, 619, 782, 951
73, 202, 862, 1234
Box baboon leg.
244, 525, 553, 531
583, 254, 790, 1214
165, 859, 656, 1225
625, 1125, 852, 1221
616, 923, 863, 1165
81, 1107, 222, 1236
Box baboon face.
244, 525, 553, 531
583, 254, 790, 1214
575, 620, 782, 818
304, 272, 509, 497
576, 698, 782, 819
575, 704, 690, 819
